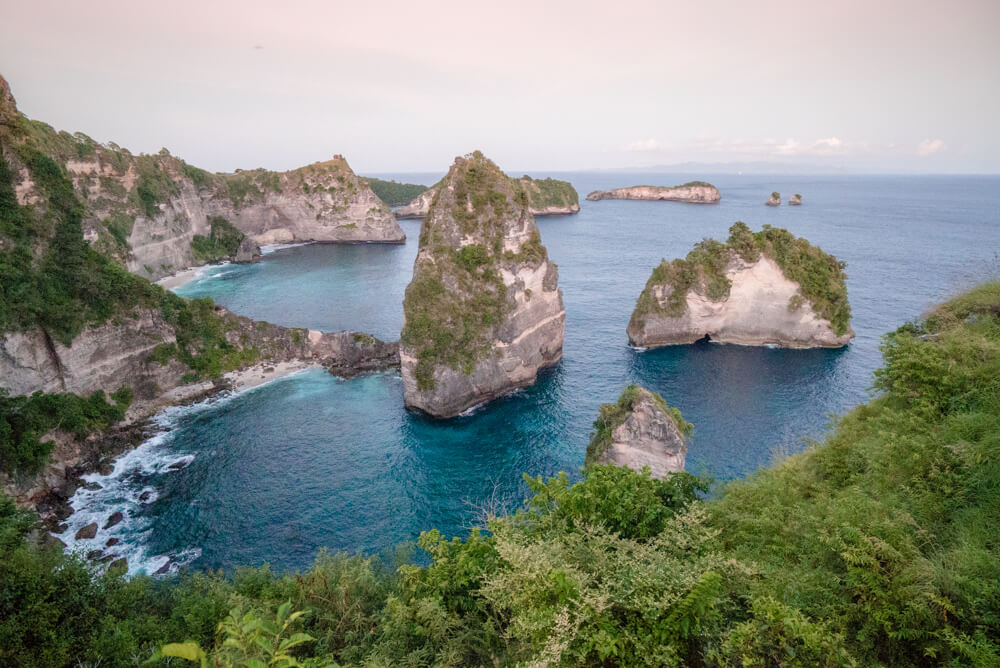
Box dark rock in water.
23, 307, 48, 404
97, 460, 114, 475
139, 491, 152, 502
233, 236, 262, 264
104, 511, 124, 529
75, 522, 98, 540
108, 557, 128, 572
87, 549, 104, 561
155, 561, 173, 575
106, 537, 120, 547
168, 459, 189, 470
52, 522, 68, 534
83, 481, 102, 491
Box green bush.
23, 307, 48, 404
190, 216, 245, 263
365, 177, 428, 206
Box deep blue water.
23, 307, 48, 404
63, 173, 1000, 574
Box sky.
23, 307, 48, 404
1, 0, 998, 174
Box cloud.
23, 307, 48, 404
624, 138, 663, 152
917, 139, 946, 156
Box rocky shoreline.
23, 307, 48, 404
586, 182, 720, 204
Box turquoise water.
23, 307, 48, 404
63, 174, 1000, 574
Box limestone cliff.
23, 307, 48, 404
400, 152, 565, 417
628, 223, 853, 349
585, 182, 720, 204
394, 175, 580, 218
585, 385, 690, 478
0, 74, 403, 281
0, 304, 398, 402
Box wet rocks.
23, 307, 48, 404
75, 522, 98, 540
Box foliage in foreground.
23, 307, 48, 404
1, 283, 999, 666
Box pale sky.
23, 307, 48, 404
2, 0, 998, 174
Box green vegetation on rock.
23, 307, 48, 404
401, 152, 543, 390
0, 388, 131, 475
585, 384, 692, 465
2, 283, 1000, 665
365, 177, 428, 206
518, 175, 579, 210
631, 222, 851, 335
190, 216, 245, 263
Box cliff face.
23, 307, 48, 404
0, 306, 399, 402
400, 152, 565, 418
0, 74, 403, 281
394, 175, 580, 219
586, 182, 720, 204
585, 385, 689, 478
628, 223, 853, 349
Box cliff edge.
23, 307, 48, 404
627, 223, 853, 349
395, 175, 579, 218
400, 152, 565, 417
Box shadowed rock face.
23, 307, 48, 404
400, 152, 565, 418
628, 253, 854, 349
587, 386, 688, 478
585, 183, 720, 204
0, 74, 404, 281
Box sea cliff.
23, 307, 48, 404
394, 175, 579, 218
0, 74, 403, 281
584, 385, 691, 478
585, 181, 720, 204
400, 152, 565, 417
628, 223, 853, 348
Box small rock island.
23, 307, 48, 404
789, 193, 802, 205
627, 223, 853, 349
395, 175, 579, 218
766, 191, 781, 206
400, 151, 566, 418
585, 181, 720, 204
584, 385, 691, 478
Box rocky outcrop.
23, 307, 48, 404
0, 74, 404, 281
400, 152, 565, 418
0, 307, 398, 402
628, 223, 853, 349
789, 194, 802, 206
585, 385, 690, 478
394, 175, 580, 219
766, 192, 781, 206
585, 182, 720, 204
234, 236, 262, 263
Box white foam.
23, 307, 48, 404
260, 241, 313, 255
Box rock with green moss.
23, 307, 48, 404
789, 193, 802, 206
394, 174, 579, 219
766, 191, 781, 206
584, 385, 691, 478
585, 182, 720, 203
628, 223, 853, 349
400, 152, 565, 417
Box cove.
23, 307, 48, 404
64, 173, 1000, 574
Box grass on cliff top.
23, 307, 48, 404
5, 285, 999, 666
190, 216, 245, 263
518, 175, 579, 209
401, 151, 546, 390
585, 384, 692, 466
631, 221, 851, 335
365, 177, 428, 207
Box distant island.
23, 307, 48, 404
585, 181, 720, 204
394, 175, 579, 218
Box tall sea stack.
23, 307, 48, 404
400, 152, 565, 417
